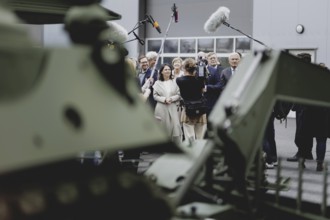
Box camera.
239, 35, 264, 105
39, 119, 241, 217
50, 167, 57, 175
196, 56, 209, 79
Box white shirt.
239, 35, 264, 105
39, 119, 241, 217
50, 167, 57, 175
231, 67, 236, 75
138, 72, 146, 85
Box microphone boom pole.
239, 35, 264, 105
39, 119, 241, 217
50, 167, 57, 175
149, 5, 177, 79
223, 21, 269, 49
124, 17, 150, 45
204, 6, 269, 49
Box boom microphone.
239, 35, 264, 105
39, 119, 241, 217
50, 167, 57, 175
204, 6, 270, 48
104, 21, 128, 43
146, 15, 162, 34
132, 31, 145, 45
204, 6, 230, 33
172, 3, 178, 23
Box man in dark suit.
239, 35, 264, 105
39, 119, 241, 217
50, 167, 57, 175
219, 52, 241, 90
287, 53, 314, 162
137, 55, 158, 110
205, 52, 224, 116
287, 53, 330, 171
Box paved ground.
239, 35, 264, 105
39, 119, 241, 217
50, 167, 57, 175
139, 116, 330, 211
271, 116, 330, 167
266, 117, 330, 206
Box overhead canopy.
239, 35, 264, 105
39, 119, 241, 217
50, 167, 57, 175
5, 0, 121, 24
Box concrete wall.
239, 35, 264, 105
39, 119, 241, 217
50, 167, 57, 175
39, 0, 330, 66
40, 0, 254, 58
146, 0, 253, 38
253, 0, 330, 65
101, 0, 141, 59
43, 0, 140, 59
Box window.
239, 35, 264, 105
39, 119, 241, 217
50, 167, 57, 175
147, 39, 162, 52
145, 36, 250, 66
197, 38, 214, 53
216, 38, 234, 53
235, 37, 251, 53
180, 39, 195, 53
163, 57, 174, 65
164, 39, 178, 53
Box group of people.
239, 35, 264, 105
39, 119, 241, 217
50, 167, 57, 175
129, 50, 329, 172
130, 51, 241, 143
286, 54, 330, 171
263, 53, 330, 172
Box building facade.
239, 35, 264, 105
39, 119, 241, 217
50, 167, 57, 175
29, 0, 329, 67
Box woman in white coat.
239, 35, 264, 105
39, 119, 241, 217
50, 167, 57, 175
153, 64, 182, 143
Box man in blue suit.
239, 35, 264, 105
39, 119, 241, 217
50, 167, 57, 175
205, 52, 224, 116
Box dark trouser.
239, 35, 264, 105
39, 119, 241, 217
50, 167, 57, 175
316, 137, 327, 161
295, 135, 313, 158
263, 113, 277, 163
294, 110, 313, 157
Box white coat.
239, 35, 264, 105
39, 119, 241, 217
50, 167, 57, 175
153, 79, 182, 141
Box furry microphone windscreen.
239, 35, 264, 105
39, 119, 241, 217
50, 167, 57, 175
204, 6, 230, 33
105, 22, 128, 43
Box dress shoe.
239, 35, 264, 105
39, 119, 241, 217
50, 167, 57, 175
287, 152, 313, 162
316, 162, 326, 172
287, 154, 299, 162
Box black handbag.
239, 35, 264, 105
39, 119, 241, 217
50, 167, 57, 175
184, 97, 207, 117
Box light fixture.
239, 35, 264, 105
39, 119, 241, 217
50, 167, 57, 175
296, 24, 304, 34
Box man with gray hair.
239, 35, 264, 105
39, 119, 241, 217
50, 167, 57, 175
205, 52, 224, 116
146, 51, 159, 78
219, 52, 241, 91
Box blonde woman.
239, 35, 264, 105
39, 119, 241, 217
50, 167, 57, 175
171, 57, 184, 121
172, 57, 184, 78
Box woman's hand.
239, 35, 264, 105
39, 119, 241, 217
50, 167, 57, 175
165, 97, 172, 104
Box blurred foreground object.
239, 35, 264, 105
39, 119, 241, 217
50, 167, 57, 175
4, 0, 121, 24
0, 2, 173, 175
2, 2, 330, 220
0, 3, 176, 219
